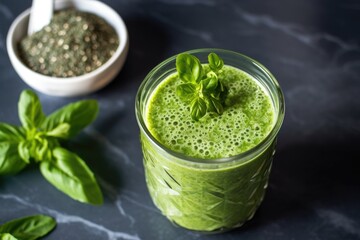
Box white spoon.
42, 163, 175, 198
28, 0, 53, 35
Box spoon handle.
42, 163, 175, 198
28, 0, 53, 35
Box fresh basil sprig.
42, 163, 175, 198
175, 52, 228, 121
0, 90, 103, 205
0, 214, 56, 240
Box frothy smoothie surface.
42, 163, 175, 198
146, 65, 275, 159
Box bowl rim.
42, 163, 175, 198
6, 0, 128, 83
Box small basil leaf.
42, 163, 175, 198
207, 77, 218, 91
0, 233, 18, 240
0, 143, 27, 175
176, 83, 197, 102
176, 53, 203, 83
200, 78, 210, 90
218, 79, 226, 92
41, 100, 98, 139
18, 141, 31, 164
45, 123, 70, 139
203, 73, 218, 92
208, 53, 224, 72
31, 139, 48, 162
0, 123, 25, 143
0, 123, 28, 174
0, 215, 56, 240
40, 147, 103, 205
190, 98, 207, 121
206, 96, 224, 115
18, 90, 46, 130
30, 138, 58, 162
218, 81, 228, 103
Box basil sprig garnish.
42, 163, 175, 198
175, 52, 228, 121
0, 90, 102, 205
0, 215, 56, 240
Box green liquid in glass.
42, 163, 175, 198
141, 65, 276, 231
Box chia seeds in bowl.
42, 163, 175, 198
18, 9, 119, 78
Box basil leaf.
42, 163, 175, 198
0, 215, 56, 240
218, 79, 226, 92
0, 233, 18, 240
217, 81, 228, 103
18, 141, 31, 164
30, 138, 58, 162
40, 147, 103, 205
45, 123, 70, 139
176, 53, 203, 83
0, 123, 25, 143
200, 77, 209, 90
206, 77, 219, 91
208, 53, 224, 72
190, 98, 207, 121
41, 100, 98, 139
0, 123, 28, 174
18, 90, 46, 130
206, 96, 224, 114
201, 72, 218, 93
0, 143, 27, 175
176, 83, 197, 103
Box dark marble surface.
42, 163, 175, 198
1, 0, 360, 239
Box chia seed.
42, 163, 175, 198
18, 9, 119, 77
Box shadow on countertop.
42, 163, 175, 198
216, 137, 360, 239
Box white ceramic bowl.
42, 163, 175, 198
7, 0, 129, 97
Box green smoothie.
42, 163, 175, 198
146, 65, 274, 159
136, 50, 284, 232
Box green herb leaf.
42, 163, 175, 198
41, 100, 98, 139
18, 90, 46, 130
18, 141, 31, 164
202, 72, 219, 92
0, 123, 27, 175
208, 52, 224, 72
176, 53, 203, 83
0, 123, 25, 143
176, 83, 197, 103
0, 215, 56, 240
40, 147, 103, 205
45, 123, 71, 139
217, 80, 228, 103
0, 233, 18, 240
30, 138, 58, 162
206, 77, 218, 91
190, 97, 207, 121
0, 143, 27, 175
206, 96, 224, 114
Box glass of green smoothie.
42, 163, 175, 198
135, 49, 285, 232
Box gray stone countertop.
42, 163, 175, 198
1, 0, 360, 239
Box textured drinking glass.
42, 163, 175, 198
136, 49, 285, 232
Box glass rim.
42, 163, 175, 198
135, 48, 285, 165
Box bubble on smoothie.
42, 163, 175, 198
146, 65, 275, 159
